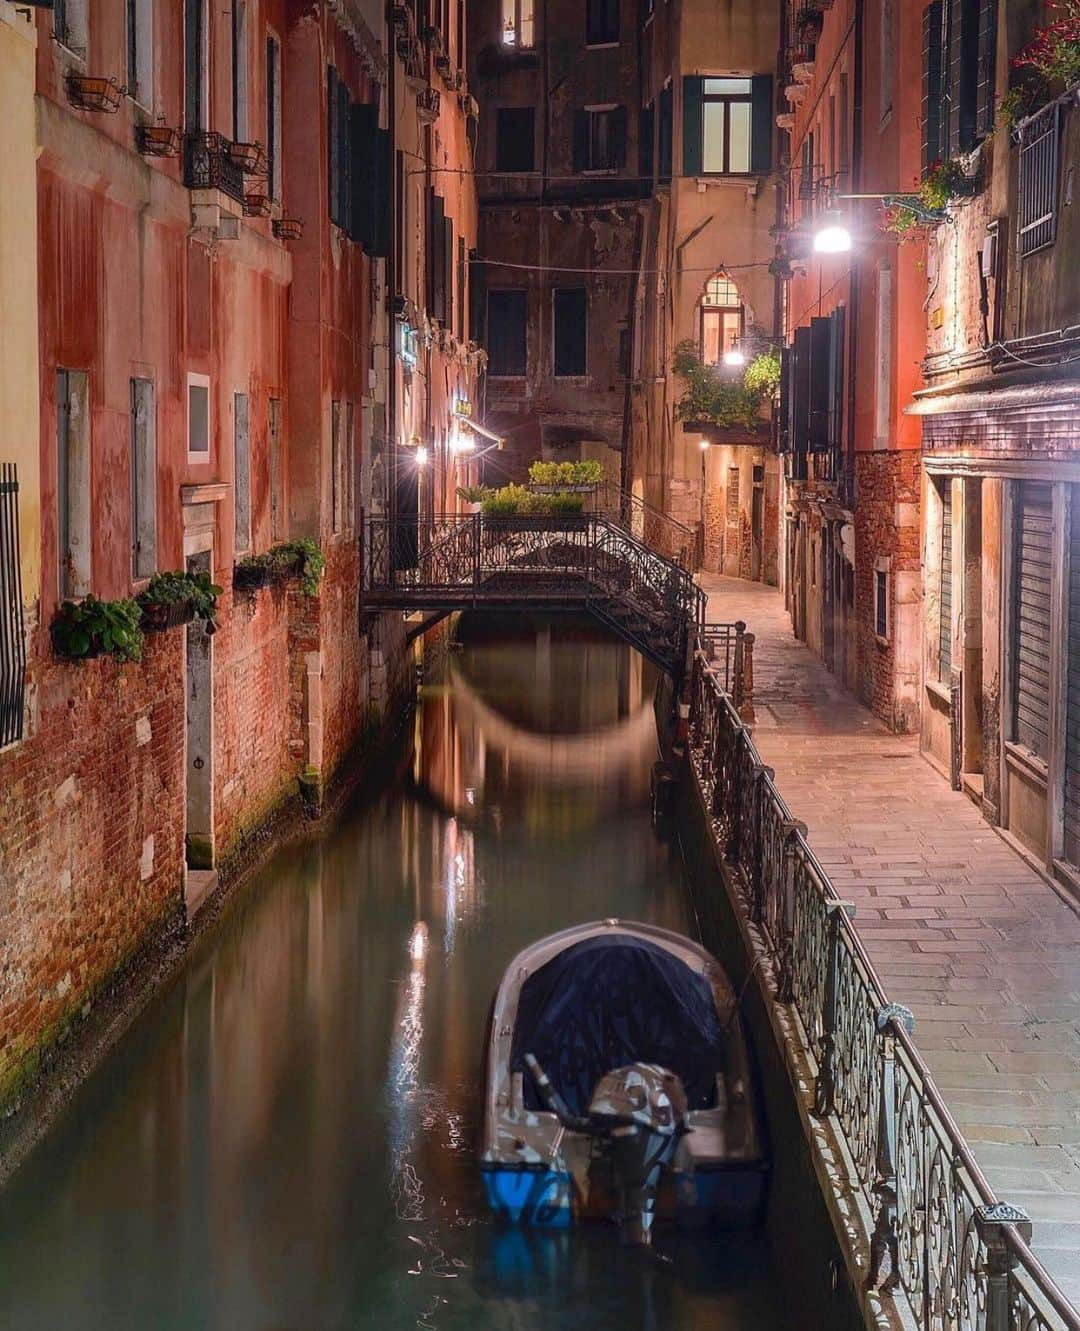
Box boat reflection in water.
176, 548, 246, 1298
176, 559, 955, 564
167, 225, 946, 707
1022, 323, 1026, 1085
0, 613, 787, 1331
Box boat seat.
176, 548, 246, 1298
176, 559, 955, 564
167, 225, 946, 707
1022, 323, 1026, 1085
678, 1111, 731, 1169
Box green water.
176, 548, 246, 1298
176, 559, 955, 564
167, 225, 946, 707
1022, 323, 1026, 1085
0, 616, 788, 1330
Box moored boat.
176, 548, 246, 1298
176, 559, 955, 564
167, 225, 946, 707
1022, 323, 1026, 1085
481, 920, 767, 1244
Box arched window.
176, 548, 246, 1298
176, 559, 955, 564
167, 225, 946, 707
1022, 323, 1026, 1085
699, 273, 744, 366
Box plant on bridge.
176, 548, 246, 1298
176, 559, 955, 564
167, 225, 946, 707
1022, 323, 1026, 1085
52, 596, 144, 663
480, 484, 586, 517
527, 459, 604, 487
672, 341, 766, 430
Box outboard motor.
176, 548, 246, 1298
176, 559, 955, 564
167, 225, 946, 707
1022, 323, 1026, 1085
525, 1054, 688, 1247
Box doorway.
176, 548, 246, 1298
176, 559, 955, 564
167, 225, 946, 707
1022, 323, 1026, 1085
960, 479, 984, 794
185, 550, 214, 869
751, 464, 764, 582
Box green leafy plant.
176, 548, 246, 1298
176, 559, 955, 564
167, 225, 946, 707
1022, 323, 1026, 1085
235, 539, 326, 597
52, 596, 144, 663
882, 202, 922, 237
1012, 2, 1080, 93
138, 569, 222, 630
457, 484, 493, 505
527, 459, 604, 487
921, 159, 966, 211
480, 484, 586, 517
996, 83, 1037, 130
671, 341, 766, 430
743, 350, 782, 401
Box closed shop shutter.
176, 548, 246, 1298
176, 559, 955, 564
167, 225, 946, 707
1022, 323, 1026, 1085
1063, 494, 1080, 866
939, 481, 952, 681
1012, 482, 1052, 760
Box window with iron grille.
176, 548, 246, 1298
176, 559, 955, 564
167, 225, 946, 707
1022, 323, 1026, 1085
0, 464, 26, 748
1018, 102, 1061, 258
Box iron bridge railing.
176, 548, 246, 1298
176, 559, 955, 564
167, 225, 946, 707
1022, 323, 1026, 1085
687, 643, 1080, 1331
362, 513, 706, 676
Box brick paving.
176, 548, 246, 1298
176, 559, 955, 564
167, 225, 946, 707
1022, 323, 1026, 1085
701, 574, 1080, 1304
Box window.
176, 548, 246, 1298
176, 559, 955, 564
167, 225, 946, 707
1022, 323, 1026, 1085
699, 273, 743, 366
187, 373, 210, 459
345, 401, 355, 530
684, 76, 773, 176
234, 392, 250, 553
331, 400, 343, 534
586, 0, 618, 46
0, 463, 26, 748
232, 0, 249, 141
487, 289, 527, 376
553, 288, 587, 377
266, 34, 282, 200
658, 84, 673, 183
879, 0, 894, 122
126, 0, 153, 108
874, 264, 893, 448
54, 0, 88, 59
1018, 103, 1061, 257
56, 370, 90, 600
328, 67, 352, 229
921, 0, 994, 173
457, 236, 467, 340
875, 566, 889, 640
640, 102, 654, 184
573, 106, 627, 172
501, 0, 534, 48
496, 108, 535, 172
268, 397, 284, 541
184, 0, 208, 131
130, 378, 156, 579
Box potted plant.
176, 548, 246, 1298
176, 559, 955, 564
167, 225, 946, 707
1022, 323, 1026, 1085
234, 539, 326, 597
52, 596, 144, 663
527, 459, 604, 492
138, 569, 222, 633
457, 484, 491, 514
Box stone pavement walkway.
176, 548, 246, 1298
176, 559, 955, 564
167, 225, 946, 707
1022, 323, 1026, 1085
701, 573, 1080, 1304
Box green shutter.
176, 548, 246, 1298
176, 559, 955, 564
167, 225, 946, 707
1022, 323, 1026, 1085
682, 76, 703, 177
750, 75, 774, 174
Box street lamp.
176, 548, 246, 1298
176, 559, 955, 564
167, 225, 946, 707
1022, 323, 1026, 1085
723, 341, 746, 368
415, 444, 429, 467
813, 209, 853, 254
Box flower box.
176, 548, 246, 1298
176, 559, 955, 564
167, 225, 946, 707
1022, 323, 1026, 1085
273, 217, 304, 241
136, 124, 182, 157
140, 598, 197, 632
229, 140, 269, 175
66, 74, 124, 113
244, 193, 273, 217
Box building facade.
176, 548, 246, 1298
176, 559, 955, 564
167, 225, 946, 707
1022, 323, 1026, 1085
0, 0, 428, 1105
913, 0, 1080, 893
777, 0, 927, 729
632, 0, 782, 580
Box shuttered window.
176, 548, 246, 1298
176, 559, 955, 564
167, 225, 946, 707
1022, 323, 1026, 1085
658, 84, 673, 184
1012, 482, 1053, 761
939, 480, 952, 681
683, 75, 772, 176
131, 378, 156, 578
922, 0, 992, 173
553, 288, 587, 377
487, 290, 527, 376
496, 108, 535, 172
573, 107, 628, 172
921, 1, 945, 177
350, 102, 391, 254
1063, 492, 1080, 866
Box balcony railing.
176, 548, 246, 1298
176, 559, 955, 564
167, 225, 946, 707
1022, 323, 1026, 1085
1, 464, 26, 748
687, 645, 1080, 1331
182, 132, 245, 206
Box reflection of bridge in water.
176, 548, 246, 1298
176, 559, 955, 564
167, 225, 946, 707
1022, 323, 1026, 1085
362, 514, 705, 679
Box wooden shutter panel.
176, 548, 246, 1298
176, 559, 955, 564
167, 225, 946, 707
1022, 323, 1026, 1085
338, 80, 351, 228
350, 102, 375, 245
469, 249, 485, 343
372, 128, 391, 258
827, 305, 845, 457
1013, 481, 1053, 760
778, 345, 792, 454
573, 110, 589, 172
640, 103, 654, 184
808, 316, 831, 452
425, 187, 437, 312
975, 0, 997, 139
922, 1, 944, 177
682, 76, 703, 177
327, 67, 338, 220
659, 84, 673, 183
444, 215, 454, 329
750, 75, 774, 174
792, 326, 811, 478
947, 0, 979, 156
612, 106, 628, 169
939, 482, 953, 679
432, 195, 447, 323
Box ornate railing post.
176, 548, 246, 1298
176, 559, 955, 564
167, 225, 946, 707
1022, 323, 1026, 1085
724, 724, 747, 863
740, 632, 755, 722
975, 1204, 1033, 1331
732, 622, 747, 708
748, 765, 775, 925
866, 1003, 915, 1294
775, 820, 807, 1004
814, 899, 856, 1117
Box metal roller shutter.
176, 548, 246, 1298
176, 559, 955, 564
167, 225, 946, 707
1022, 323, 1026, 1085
1063, 493, 1080, 866
1012, 482, 1052, 760
939, 482, 952, 681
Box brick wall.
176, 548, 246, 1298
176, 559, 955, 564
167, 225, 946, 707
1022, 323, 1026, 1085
0, 625, 185, 1102
855, 450, 922, 731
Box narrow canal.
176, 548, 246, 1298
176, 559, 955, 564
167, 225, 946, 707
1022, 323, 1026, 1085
0, 616, 789, 1330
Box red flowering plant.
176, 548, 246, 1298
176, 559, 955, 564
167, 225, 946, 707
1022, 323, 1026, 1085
1011, 2, 1080, 96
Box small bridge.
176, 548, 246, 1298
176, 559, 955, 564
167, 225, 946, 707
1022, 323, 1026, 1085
361, 514, 705, 679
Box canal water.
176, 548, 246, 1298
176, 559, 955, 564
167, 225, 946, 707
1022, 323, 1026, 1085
0, 615, 788, 1331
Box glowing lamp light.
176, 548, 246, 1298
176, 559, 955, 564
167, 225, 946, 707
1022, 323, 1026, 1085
723, 345, 746, 368
814, 211, 853, 254
415, 444, 429, 467
699, 438, 711, 452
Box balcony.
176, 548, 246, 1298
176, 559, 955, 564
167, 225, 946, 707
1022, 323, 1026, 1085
182, 132, 245, 207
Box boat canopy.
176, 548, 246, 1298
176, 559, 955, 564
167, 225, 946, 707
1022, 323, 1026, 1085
510, 934, 725, 1117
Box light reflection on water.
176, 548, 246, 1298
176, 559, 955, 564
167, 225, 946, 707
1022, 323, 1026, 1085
0, 615, 788, 1331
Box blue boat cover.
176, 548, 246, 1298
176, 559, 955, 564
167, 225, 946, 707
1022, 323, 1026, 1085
510, 935, 724, 1117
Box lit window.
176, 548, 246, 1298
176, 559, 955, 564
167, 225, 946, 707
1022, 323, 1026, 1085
702, 78, 752, 174
699, 272, 744, 366
502, 0, 534, 47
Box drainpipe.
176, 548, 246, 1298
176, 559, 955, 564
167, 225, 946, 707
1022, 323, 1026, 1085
845, 0, 864, 514
386, 0, 398, 524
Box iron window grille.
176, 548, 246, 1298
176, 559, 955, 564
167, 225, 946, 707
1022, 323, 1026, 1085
1017, 101, 1061, 258
183, 132, 246, 205
0, 464, 26, 748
